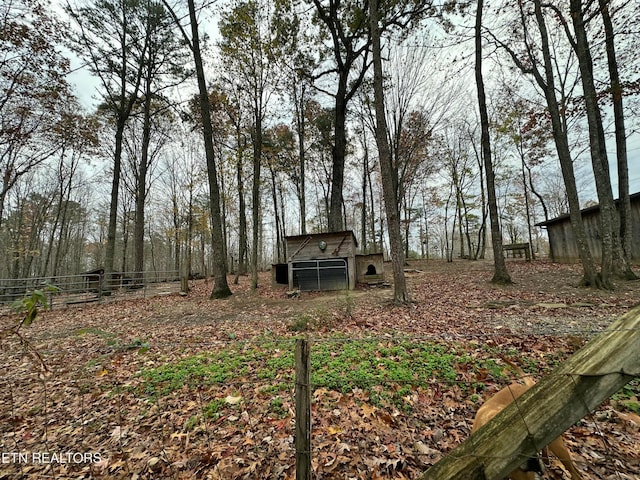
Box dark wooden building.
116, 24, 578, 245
536, 192, 640, 263
285, 231, 359, 291
83, 268, 104, 292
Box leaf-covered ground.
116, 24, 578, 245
1, 259, 639, 479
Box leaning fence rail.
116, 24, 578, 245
417, 305, 640, 479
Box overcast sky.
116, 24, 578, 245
63, 24, 640, 203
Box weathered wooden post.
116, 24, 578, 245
98, 271, 103, 302
417, 305, 640, 480
295, 338, 311, 480
180, 258, 189, 295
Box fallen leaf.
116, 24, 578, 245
225, 395, 242, 405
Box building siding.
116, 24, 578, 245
536, 193, 640, 263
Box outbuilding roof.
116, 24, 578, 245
535, 191, 640, 227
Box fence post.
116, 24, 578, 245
295, 338, 311, 480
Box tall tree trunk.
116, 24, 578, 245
104, 123, 124, 282
453, 171, 465, 259
598, 0, 636, 280
235, 136, 248, 283
278, 178, 287, 258
569, 0, 619, 289
370, 0, 408, 303
529, 0, 600, 287
172, 190, 180, 274
101, 3, 144, 286
251, 115, 262, 290
361, 143, 368, 252
186, 0, 231, 298
461, 196, 473, 259
270, 164, 282, 263
403, 200, 411, 260
367, 154, 377, 251
120, 208, 130, 274
186, 185, 193, 287
447, 190, 456, 263
475, 0, 511, 284
520, 150, 535, 260
294, 84, 307, 235
310, 0, 370, 234
134, 87, 152, 280
471, 131, 488, 259
219, 149, 228, 269
329, 82, 348, 232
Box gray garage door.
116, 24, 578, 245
291, 258, 348, 291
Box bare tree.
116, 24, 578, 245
66, 0, 148, 284
598, 0, 636, 280
219, 0, 281, 289
489, 0, 601, 287
307, 0, 372, 232
475, 0, 511, 284
128, 1, 188, 281
566, 0, 620, 288
164, 0, 231, 298
370, 0, 408, 303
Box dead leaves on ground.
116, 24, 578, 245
1, 260, 639, 479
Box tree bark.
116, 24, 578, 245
310, 0, 370, 233
328, 83, 347, 232
294, 85, 307, 235
598, 0, 636, 280
569, 0, 618, 289
475, 0, 511, 284
251, 114, 262, 290
370, 0, 409, 304
186, 0, 231, 299
491, 0, 599, 285
102, 1, 145, 286
104, 123, 124, 282
524, 0, 601, 287
134, 81, 152, 281
235, 133, 248, 283
269, 164, 283, 263
361, 142, 368, 252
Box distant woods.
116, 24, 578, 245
1, 0, 638, 290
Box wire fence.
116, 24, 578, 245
1, 322, 639, 480
0, 271, 181, 312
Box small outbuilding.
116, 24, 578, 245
83, 268, 104, 292
355, 253, 385, 284
536, 192, 640, 263
286, 231, 358, 291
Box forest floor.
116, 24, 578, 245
1, 259, 639, 479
